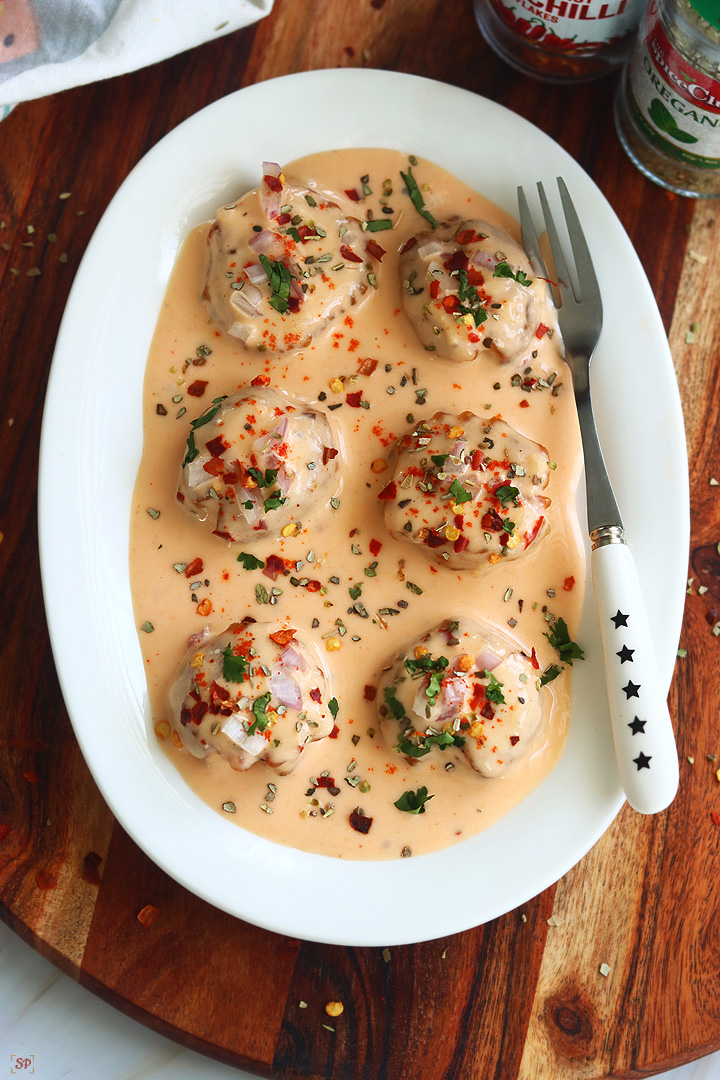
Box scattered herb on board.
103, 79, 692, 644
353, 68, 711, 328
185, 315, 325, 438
394, 787, 434, 814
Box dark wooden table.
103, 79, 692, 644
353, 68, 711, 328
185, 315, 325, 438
2, 1, 719, 1076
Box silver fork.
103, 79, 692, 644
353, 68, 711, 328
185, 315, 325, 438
518, 178, 678, 815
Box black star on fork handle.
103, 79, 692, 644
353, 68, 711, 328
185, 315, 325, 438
590, 526, 679, 813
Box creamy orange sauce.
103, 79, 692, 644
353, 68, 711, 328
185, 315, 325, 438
130, 149, 584, 860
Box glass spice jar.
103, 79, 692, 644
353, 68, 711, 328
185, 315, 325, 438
473, 0, 646, 83
614, 0, 720, 196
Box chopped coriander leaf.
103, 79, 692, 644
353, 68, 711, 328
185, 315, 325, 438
182, 396, 228, 466
394, 786, 434, 814
384, 686, 406, 720
349, 584, 363, 600
237, 551, 265, 571
258, 253, 294, 314
449, 478, 473, 505
364, 218, 393, 232
329, 697, 339, 720
399, 731, 464, 757
247, 691, 272, 735
493, 260, 533, 286
400, 167, 437, 229
483, 671, 505, 704
223, 644, 249, 682
495, 485, 520, 507
263, 490, 285, 513
455, 269, 488, 328
431, 453, 449, 468
247, 466, 279, 488
540, 664, 562, 686
425, 670, 445, 707
544, 618, 585, 665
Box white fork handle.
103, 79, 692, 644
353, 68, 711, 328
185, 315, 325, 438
591, 537, 679, 814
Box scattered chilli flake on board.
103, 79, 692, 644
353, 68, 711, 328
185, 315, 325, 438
36, 870, 58, 890
137, 904, 160, 927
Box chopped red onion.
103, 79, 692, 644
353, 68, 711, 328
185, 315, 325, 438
269, 670, 302, 711
475, 652, 501, 672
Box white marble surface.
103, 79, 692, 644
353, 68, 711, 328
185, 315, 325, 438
1, 918, 718, 1079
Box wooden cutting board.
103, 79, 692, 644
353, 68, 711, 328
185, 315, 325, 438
2, 2, 719, 1076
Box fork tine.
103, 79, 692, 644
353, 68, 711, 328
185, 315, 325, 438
517, 185, 549, 280
537, 181, 575, 303
557, 177, 602, 318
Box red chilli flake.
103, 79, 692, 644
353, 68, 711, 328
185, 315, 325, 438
366, 239, 386, 262
264, 174, 283, 192
509, 735, 520, 746
329, 724, 340, 739
369, 538, 382, 556
378, 481, 397, 501
82, 851, 103, 886
524, 516, 544, 550
364, 685, 377, 701
205, 435, 227, 458
456, 228, 485, 244
264, 553, 289, 580
349, 809, 373, 834
345, 188, 361, 202
315, 775, 336, 788
429, 280, 440, 299
322, 446, 339, 465
187, 380, 208, 397
250, 373, 271, 386
185, 557, 203, 578
36, 870, 58, 890
309, 688, 322, 703
137, 904, 160, 927
270, 628, 297, 645
399, 237, 417, 254
357, 357, 378, 376
535, 323, 549, 339
530, 647, 540, 670
519, 400, 530, 408
346, 392, 363, 408
340, 244, 363, 263
563, 576, 576, 592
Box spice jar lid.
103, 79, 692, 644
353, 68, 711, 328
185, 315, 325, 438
689, 0, 720, 31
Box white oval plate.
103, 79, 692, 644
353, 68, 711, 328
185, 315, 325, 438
39, 70, 688, 947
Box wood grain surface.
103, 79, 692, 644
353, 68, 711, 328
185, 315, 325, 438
1, 1, 719, 1077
